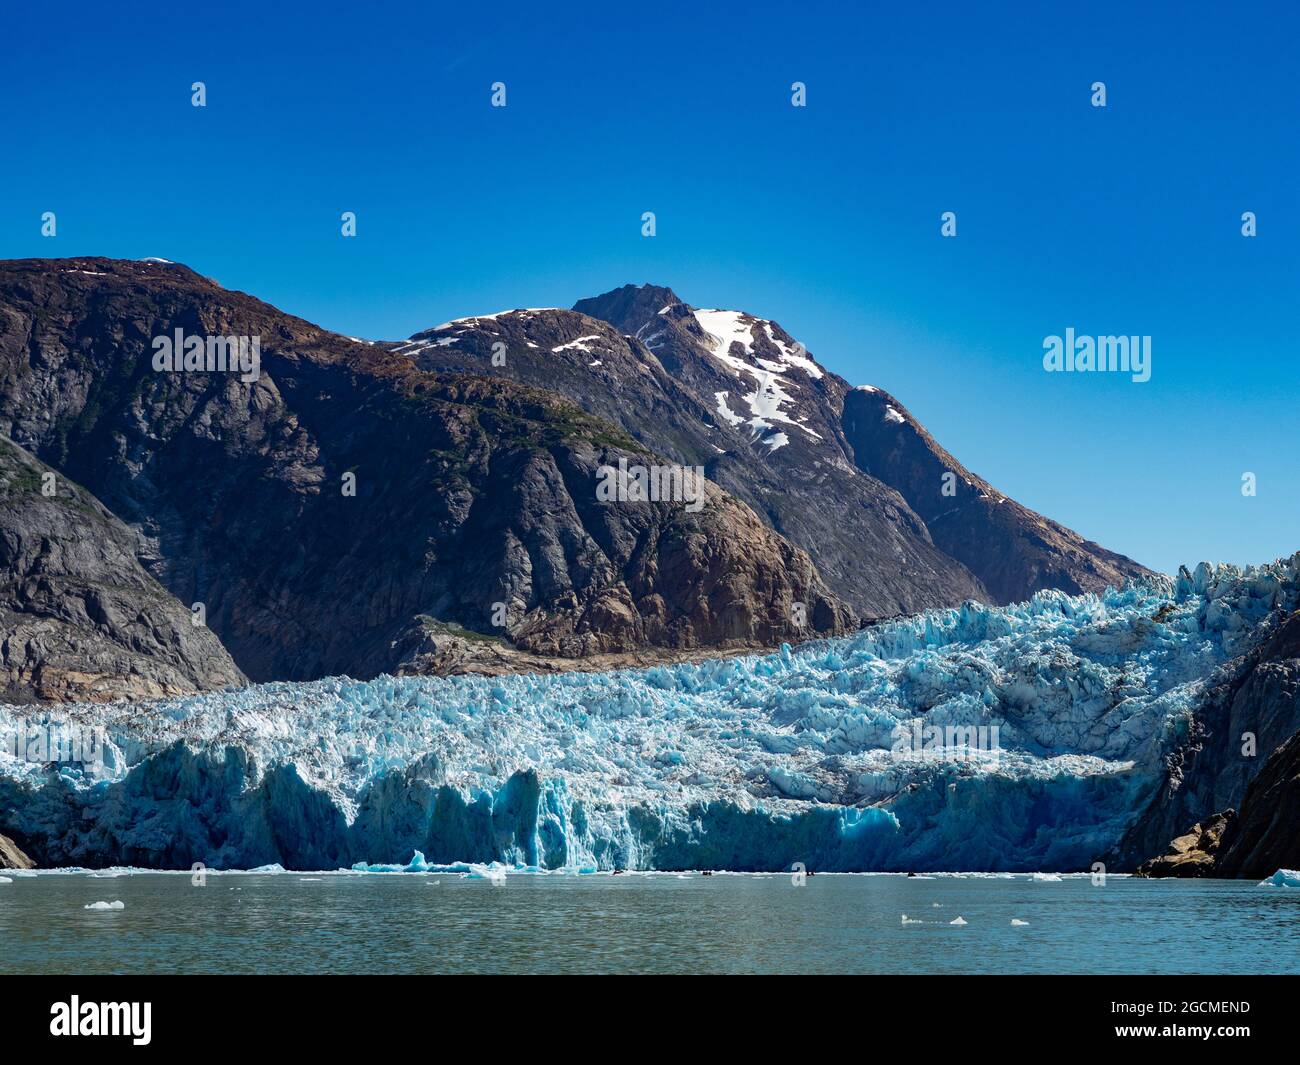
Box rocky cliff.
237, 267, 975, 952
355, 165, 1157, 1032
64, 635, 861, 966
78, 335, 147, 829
1119, 600, 1300, 869
0, 436, 244, 702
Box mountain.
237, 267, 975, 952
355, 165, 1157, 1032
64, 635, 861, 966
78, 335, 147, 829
409, 290, 984, 619
0, 436, 244, 702
409, 282, 1148, 621
0, 259, 852, 684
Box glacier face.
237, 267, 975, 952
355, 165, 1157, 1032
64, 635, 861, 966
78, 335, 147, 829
1, 558, 1296, 872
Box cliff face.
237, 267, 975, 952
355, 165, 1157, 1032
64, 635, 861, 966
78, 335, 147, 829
1120, 606, 1300, 869
0, 436, 244, 702
0, 259, 852, 684
1211, 730, 1300, 877
1138, 730, 1300, 880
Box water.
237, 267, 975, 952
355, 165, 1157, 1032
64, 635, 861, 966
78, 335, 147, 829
1, 871, 1297, 975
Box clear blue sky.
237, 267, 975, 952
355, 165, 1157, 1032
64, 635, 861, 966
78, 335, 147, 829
3, 1, 1297, 575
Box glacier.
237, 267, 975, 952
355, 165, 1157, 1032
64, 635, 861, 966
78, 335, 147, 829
1, 557, 1296, 872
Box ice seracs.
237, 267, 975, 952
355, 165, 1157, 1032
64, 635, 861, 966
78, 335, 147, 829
3, 555, 1299, 872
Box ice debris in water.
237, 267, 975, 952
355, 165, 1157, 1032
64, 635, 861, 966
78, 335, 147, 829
3, 558, 1299, 872
1032, 873, 1063, 882
84, 900, 124, 910
901, 914, 923, 925
950, 916, 968, 926
1011, 919, 1030, 926
0, 876, 11, 884
1260, 869, 1300, 888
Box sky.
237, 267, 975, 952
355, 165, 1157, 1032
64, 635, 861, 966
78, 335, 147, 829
2, 0, 1297, 574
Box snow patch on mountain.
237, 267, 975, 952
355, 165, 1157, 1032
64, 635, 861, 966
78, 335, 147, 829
713, 391, 746, 427
425, 309, 561, 332
692, 310, 824, 446
552, 335, 604, 354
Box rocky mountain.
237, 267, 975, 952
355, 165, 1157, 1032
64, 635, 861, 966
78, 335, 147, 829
0, 259, 852, 685
1209, 729, 1300, 877
1118, 600, 1300, 869
1137, 727, 1300, 880
408, 283, 1149, 620
1129, 596, 1300, 879
0, 435, 245, 702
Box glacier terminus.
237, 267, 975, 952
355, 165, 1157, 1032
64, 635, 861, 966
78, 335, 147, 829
2, 558, 1296, 874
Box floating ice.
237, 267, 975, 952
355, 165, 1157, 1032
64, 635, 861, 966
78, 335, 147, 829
1032, 873, 1063, 882
84, 900, 124, 910
1260, 869, 1300, 888
901, 915, 922, 925
1011, 918, 1030, 926
950, 916, 968, 926
0, 876, 11, 884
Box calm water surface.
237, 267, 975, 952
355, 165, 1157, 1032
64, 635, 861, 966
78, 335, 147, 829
1, 871, 1296, 975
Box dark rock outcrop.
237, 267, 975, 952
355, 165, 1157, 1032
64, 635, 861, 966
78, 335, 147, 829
0, 259, 852, 684
1135, 810, 1235, 878
1213, 729, 1300, 877
0, 436, 245, 702
1140, 729, 1300, 879
0, 831, 34, 869
1118, 606, 1300, 868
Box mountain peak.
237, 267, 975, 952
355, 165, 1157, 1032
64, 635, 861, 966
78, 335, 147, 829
573, 283, 686, 333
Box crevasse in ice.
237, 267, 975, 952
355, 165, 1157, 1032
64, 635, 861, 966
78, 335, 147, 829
1, 557, 1295, 871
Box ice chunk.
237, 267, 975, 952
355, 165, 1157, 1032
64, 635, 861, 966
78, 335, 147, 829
950, 916, 967, 926
1260, 869, 1300, 888
1011, 918, 1030, 926
84, 900, 125, 910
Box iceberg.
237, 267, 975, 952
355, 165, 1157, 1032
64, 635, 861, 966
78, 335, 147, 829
1260, 869, 1300, 888
2, 557, 1298, 872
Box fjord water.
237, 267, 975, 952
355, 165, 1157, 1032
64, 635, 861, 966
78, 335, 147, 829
2, 873, 1295, 975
